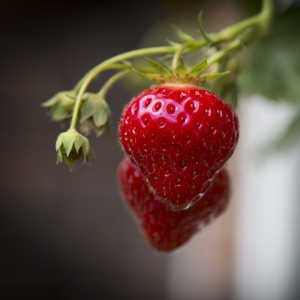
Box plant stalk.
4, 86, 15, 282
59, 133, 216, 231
69, 0, 273, 130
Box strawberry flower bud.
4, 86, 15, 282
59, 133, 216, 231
79, 93, 111, 136
55, 129, 90, 167
42, 91, 75, 122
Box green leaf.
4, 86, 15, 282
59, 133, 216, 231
173, 26, 194, 42
42, 96, 59, 108
175, 56, 189, 74
144, 58, 171, 74
190, 60, 208, 75
131, 65, 160, 74
141, 73, 168, 82
160, 53, 175, 60
240, 7, 300, 103
201, 71, 230, 81
124, 61, 168, 81
167, 40, 181, 48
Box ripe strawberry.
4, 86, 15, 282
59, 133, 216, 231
119, 84, 238, 210
118, 157, 230, 252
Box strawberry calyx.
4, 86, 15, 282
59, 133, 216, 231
56, 129, 90, 167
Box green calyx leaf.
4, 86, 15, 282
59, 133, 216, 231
167, 40, 181, 48
174, 55, 189, 75
197, 12, 214, 43
190, 60, 208, 76
173, 26, 195, 43
124, 59, 172, 83
42, 90, 76, 122
79, 93, 111, 136
56, 129, 90, 167
144, 58, 171, 75
200, 71, 231, 81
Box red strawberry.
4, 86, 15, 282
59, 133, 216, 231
119, 84, 238, 210
118, 157, 230, 252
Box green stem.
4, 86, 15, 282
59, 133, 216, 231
74, 64, 131, 92
217, 0, 273, 41
198, 12, 213, 43
69, 0, 273, 130
98, 69, 130, 97
70, 47, 174, 129
207, 39, 242, 67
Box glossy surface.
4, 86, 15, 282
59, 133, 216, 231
119, 85, 238, 210
118, 157, 230, 252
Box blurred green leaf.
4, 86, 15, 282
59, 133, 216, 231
174, 56, 189, 74
190, 60, 208, 75
144, 58, 171, 74
240, 6, 300, 103
173, 26, 195, 42
201, 71, 230, 81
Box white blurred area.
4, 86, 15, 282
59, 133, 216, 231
168, 211, 234, 300
168, 96, 299, 300
235, 96, 299, 300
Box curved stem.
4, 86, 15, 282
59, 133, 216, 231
207, 39, 241, 67
70, 46, 174, 129
98, 69, 130, 97
69, 0, 273, 130
217, 0, 273, 41
198, 12, 214, 43
74, 64, 131, 92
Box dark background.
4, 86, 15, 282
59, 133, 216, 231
0, 0, 218, 299
2, 0, 300, 299
1, 1, 176, 299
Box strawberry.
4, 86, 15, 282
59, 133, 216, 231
119, 84, 238, 210
118, 157, 230, 252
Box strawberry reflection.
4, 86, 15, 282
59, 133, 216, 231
118, 157, 230, 252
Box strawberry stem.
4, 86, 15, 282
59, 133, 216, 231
69, 46, 174, 129
98, 69, 130, 97
48, 0, 274, 165
70, 0, 272, 130
217, 0, 273, 41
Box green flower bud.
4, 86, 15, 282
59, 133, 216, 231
55, 129, 90, 167
79, 93, 111, 136
42, 90, 75, 122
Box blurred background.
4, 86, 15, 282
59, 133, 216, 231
1, 0, 300, 299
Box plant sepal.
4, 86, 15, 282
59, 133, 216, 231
56, 129, 90, 167
79, 93, 111, 136
42, 90, 76, 122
